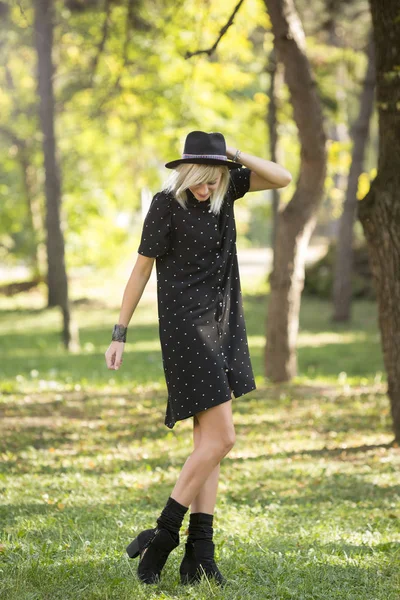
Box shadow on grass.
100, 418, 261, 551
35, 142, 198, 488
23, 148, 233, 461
1, 380, 395, 462
1, 385, 393, 458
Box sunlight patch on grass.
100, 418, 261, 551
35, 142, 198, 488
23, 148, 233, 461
297, 331, 370, 347
249, 332, 371, 350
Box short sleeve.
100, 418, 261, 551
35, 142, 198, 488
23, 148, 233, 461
228, 167, 251, 201
137, 192, 172, 258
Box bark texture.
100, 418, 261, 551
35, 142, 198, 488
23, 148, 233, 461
266, 48, 281, 258
333, 34, 375, 322
34, 0, 77, 350
263, 0, 327, 381
358, 1, 400, 442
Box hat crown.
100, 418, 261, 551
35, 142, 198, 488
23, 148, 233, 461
164, 129, 241, 169
183, 131, 226, 158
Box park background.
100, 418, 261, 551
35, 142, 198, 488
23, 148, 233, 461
0, 0, 399, 599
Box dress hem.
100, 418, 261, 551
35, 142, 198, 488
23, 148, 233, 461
164, 382, 256, 429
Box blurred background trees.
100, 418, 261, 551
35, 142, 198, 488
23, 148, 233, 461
1, 0, 373, 273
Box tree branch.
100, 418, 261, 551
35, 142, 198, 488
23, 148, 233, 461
113, 0, 135, 91
89, 0, 113, 86
185, 0, 246, 59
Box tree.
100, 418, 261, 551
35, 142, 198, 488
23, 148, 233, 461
332, 33, 375, 322
358, 0, 400, 443
266, 48, 282, 257
33, 0, 78, 350
263, 0, 327, 381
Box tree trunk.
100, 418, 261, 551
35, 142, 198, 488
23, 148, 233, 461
266, 48, 281, 259
33, 0, 78, 350
333, 34, 375, 322
20, 147, 47, 279
358, 1, 400, 443
325, 21, 349, 241
263, 0, 327, 382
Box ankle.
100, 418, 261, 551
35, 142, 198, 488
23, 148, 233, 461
187, 511, 214, 542
156, 496, 189, 541
190, 511, 214, 524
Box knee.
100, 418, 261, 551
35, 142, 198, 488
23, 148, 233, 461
221, 430, 236, 456
206, 428, 236, 459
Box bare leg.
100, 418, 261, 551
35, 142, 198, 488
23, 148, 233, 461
170, 399, 235, 508
190, 414, 220, 515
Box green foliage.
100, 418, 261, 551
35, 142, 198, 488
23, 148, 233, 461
1, 0, 278, 271
0, 0, 375, 270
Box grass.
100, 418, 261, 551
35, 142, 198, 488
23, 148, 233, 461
0, 270, 399, 599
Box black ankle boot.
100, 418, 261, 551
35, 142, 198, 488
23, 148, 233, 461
126, 527, 179, 584
126, 497, 188, 584
179, 513, 226, 586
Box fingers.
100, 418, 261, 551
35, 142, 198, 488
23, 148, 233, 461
104, 343, 124, 370
113, 350, 124, 370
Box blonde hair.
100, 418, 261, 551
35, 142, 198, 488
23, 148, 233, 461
163, 163, 230, 215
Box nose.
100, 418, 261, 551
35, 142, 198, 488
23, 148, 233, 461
198, 184, 209, 195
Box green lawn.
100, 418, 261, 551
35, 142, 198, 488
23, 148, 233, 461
0, 275, 399, 599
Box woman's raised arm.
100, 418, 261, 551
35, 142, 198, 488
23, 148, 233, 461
226, 145, 292, 191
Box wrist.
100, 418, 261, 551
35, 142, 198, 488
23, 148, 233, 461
112, 324, 128, 343
232, 148, 242, 163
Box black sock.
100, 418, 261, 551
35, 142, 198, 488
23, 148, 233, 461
156, 496, 188, 542
187, 512, 214, 542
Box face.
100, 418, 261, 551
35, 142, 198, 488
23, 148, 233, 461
189, 173, 222, 201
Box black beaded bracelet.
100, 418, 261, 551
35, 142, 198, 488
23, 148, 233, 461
112, 324, 127, 343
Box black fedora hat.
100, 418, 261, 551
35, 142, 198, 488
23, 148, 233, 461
165, 131, 242, 170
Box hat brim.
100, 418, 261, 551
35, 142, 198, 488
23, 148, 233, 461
165, 157, 242, 170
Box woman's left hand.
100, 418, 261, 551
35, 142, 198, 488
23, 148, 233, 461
225, 145, 237, 160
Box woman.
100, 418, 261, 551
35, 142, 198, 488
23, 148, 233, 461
105, 131, 291, 586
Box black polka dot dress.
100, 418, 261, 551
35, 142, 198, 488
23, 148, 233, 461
137, 167, 256, 428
